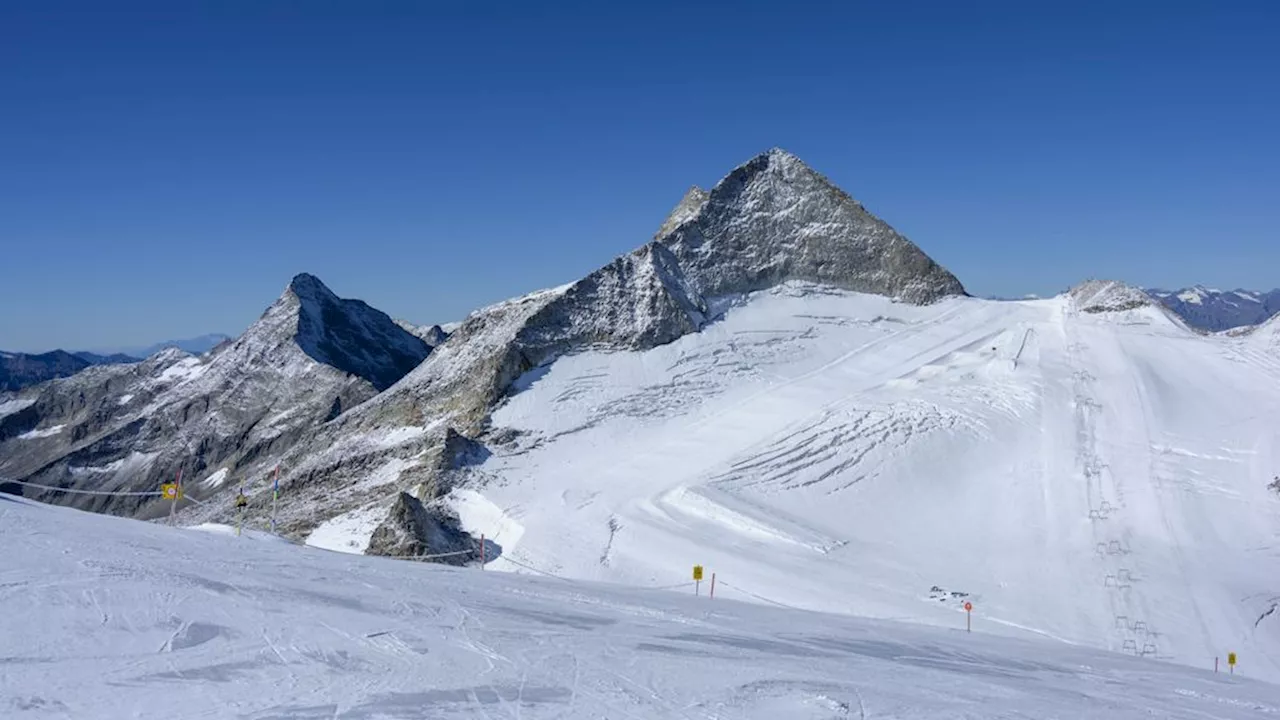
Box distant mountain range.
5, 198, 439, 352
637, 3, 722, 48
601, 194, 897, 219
0, 334, 232, 393
1146, 286, 1280, 332
92, 333, 232, 359
0, 350, 137, 392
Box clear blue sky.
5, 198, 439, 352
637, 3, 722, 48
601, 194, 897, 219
2, 1, 1277, 352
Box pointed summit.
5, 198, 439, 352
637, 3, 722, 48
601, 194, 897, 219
654, 186, 709, 240
279, 275, 431, 391
287, 272, 338, 302
656, 149, 966, 303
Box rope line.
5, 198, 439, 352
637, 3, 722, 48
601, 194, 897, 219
717, 580, 804, 610
388, 549, 476, 561
0, 478, 166, 497
496, 553, 570, 580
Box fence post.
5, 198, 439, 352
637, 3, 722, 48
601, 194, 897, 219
710, 572, 716, 599
270, 465, 279, 534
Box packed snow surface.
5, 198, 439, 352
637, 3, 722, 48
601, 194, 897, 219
305, 503, 390, 554
5, 496, 1280, 719
460, 283, 1280, 681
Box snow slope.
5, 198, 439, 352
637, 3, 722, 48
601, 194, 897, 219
5, 496, 1280, 719
455, 283, 1280, 681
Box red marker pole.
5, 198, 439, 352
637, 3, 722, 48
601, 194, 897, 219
964, 601, 973, 633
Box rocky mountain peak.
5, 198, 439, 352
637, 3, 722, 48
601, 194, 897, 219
656, 148, 966, 303
286, 272, 339, 304
243, 274, 431, 391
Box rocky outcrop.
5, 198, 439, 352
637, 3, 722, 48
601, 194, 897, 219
364, 491, 474, 565
657, 149, 966, 303
1070, 280, 1155, 314
653, 186, 709, 240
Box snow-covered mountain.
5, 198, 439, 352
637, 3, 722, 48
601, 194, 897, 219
0, 274, 430, 518
7, 147, 1280, 688
179, 148, 967, 550
1148, 286, 1280, 332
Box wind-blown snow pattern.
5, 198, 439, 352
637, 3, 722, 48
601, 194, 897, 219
5, 496, 1280, 719
444, 281, 1280, 683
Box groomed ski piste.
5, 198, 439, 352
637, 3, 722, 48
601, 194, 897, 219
388, 283, 1280, 677
7, 494, 1280, 719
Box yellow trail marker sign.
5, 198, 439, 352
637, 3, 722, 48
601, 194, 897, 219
161, 484, 182, 501
1229, 652, 1237, 666
692, 565, 703, 581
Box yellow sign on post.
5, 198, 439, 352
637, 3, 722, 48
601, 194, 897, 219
161, 484, 182, 501
1229, 652, 1237, 667
692, 565, 703, 581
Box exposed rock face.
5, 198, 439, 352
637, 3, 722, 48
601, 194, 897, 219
0, 275, 430, 517
653, 186, 709, 240
657, 149, 966, 303
404, 428, 491, 502
364, 491, 474, 565
289, 274, 430, 391
1070, 280, 1155, 314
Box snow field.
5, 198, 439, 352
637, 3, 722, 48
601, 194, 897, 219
458, 285, 1280, 680
5, 495, 1280, 718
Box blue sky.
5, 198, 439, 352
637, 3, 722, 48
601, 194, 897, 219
2, 1, 1277, 352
